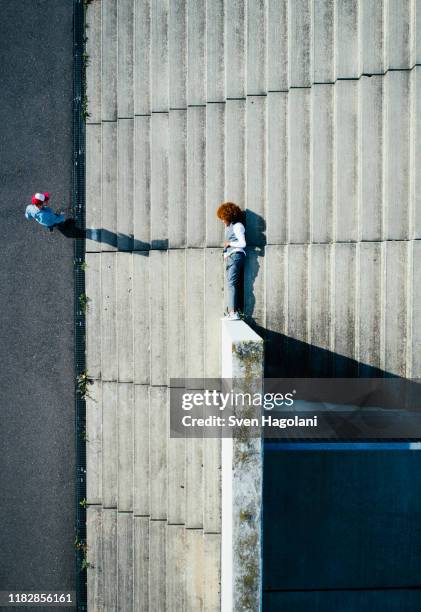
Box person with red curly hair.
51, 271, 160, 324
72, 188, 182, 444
217, 202, 246, 320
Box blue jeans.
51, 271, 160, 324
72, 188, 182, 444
225, 252, 245, 311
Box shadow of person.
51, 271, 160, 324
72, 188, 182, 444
56, 219, 85, 239
56, 221, 151, 252
242, 209, 266, 320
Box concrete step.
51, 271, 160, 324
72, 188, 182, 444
384, 241, 409, 377
169, 0, 187, 109
100, 253, 117, 382
168, 432, 186, 524
186, 437, 204, 529
204, 249, 224, 377
288, 88, 311, 244
333, 243, 357, 375
312, 0, 334, 84
134, 385, 150, 516
134, 116, 151, 251
358, 242, 382, 373
166, 525, 186, 610
289, 0, 312, 87
185, 530, 204, 611
207, 0, 224, 102
247, 0, 266, 95
117, 512, 134, 612
116, 253, 134, 382
203, 437, 221, 534
335, 80, 358, 242
187, 107, 206, 247
151, 0, 169, 112
86, 380, 102, 505
149, 386, 168, 520
384, 70, 411, 240
133, 251, 150, 384
204, 533, 221, 610
387, 0, 416, 69
150, 113, 169, 250
86, 124, 102, 252
149, 520, 166, 610
168, 249, 186, 383
101, 122, 117, 251
168, 110, 187, 248
186, 249, 205, 378
85, 253, 101, 379
225, 99, 245, 206
205, 103, 225, 247
87, 506, 103, 611
150, 250, 168, 386
117, 119, 134, 251
264, 245, 287, 377
101, 0, 117, 121
267, 92, 288, 245
311, 85, 334, 243
102, 508, 117, 610
246, 96, 266, 246
117, 0, 134, 119
187, 0, 206, 105
336, 0, 359, 78
134, 0, 151, 116
134, 516, 149, 611
118, 383, 134, 512
102, 381, 118, 508
225, 0, 245, 98
288, 244, 309, 348
309, 244, 332, 376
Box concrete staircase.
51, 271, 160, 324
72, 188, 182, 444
85, 1, 421, 610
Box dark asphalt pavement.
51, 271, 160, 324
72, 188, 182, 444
0, 0, 76, 607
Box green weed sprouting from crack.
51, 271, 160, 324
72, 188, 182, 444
77, 370, 95, 401
74, 536, 92, 572
74, 259, 88, 271
79, 293, 90, 313
79, 498, 88, 508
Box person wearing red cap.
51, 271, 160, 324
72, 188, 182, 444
25, 192, 66, 232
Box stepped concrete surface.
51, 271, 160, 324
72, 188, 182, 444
85, 1, 421, 610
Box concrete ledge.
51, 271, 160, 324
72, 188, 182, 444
221, 320, 264, 612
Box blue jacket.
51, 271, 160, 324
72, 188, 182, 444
25, 205, 65, 228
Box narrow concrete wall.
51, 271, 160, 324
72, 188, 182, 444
221, 321, 264, 612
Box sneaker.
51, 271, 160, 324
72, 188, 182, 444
226, 311, 240, 321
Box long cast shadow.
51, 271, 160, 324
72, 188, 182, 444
56, 221, 153, 253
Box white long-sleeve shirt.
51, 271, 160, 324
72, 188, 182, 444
223, 222, 246, 259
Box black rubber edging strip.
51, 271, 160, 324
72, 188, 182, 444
73, 1, 87, 609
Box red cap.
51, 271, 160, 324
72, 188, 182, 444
32, 192, 50, 205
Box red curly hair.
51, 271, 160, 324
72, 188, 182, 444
216, 202, 243, 224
